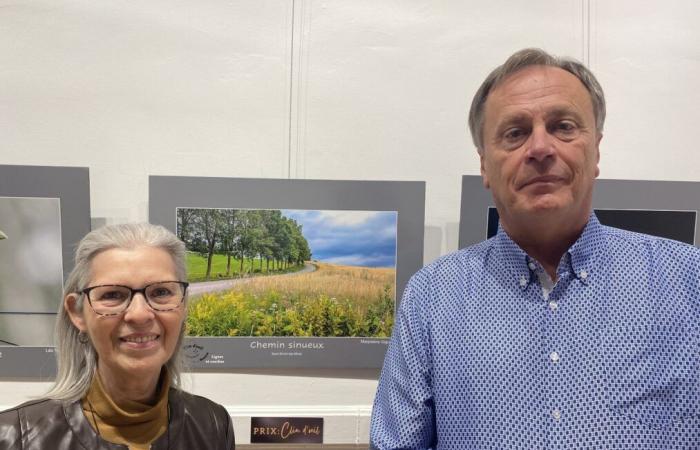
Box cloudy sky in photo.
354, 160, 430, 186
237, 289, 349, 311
282, 209, 397, 268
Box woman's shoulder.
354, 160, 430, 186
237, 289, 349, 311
171, 388, 229, 418
1, 398, 65, 421
0, 398, 68, 447
169, 388, 235, 448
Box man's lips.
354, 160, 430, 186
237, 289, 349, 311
518, 175, 564, 189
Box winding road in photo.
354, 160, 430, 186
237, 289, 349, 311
187, 262, 317, 297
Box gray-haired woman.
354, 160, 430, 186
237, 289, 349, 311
0, 223, 235, 449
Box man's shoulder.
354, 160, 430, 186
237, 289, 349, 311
403, 239, 493, 302
419, 238, 493, 277
601, 225, 700, 260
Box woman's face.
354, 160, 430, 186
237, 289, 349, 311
66, 246, 186, 383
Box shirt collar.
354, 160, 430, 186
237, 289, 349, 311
494, 211, 604, 290
567, 212, 605, 285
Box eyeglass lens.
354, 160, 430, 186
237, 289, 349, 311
87, 282, 185, 314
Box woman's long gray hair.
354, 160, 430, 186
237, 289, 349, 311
45, 223, 188, 402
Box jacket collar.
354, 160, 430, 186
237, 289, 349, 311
63, 388, 184, 449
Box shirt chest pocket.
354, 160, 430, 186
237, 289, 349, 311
603, 323, 700, 429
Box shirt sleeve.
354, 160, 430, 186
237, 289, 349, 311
370, 271, 436, 450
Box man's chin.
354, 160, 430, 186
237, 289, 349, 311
521, 196, 567, 214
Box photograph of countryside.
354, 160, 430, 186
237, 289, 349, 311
176, 208, 398, 338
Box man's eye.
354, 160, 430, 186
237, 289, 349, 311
553, 121, 578, 134
504, 128, 526, 140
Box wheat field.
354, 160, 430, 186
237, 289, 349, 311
235, 262, 395, 310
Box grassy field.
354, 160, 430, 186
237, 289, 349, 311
186, 262, 396, 337
186, 252, 301, 282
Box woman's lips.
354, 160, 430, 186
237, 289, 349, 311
119, 334, 160, 349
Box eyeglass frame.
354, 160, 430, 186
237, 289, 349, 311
80, 280, 189, 317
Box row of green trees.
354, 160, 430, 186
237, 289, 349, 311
177, 209, 312, 280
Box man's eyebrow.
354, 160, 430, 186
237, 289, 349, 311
545, 106, 585, 121
495, 112, 530, 129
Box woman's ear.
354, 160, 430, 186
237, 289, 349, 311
64, 293, 87, 332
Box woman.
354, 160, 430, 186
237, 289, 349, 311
0, 223, 235, 449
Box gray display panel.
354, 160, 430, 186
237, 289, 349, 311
150, 176, 425, 369
460, 176, 700, 248
485, 207, 696, 244
0, 165, 91, 378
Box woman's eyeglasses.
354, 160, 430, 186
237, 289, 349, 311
80, 281, 189, 316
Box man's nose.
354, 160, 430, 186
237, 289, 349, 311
526, 125, 555, 162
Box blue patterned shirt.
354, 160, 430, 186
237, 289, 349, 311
370, 214, 700, 449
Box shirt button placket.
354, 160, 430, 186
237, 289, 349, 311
552, 408, 561, 421
549, 351, 560, 363
544, 286, 563, 448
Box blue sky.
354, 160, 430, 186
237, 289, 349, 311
281, 209, 397, 268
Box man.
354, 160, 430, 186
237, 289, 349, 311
370, 48, 699, 449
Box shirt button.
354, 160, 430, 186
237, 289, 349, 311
579, 270, 588, 279
519, 275, 527, 287
549, 301, 558, 311
528, 262, 536, 270
550, 351, 560, 363
552, 408, 561, 421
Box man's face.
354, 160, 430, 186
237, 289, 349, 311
480, 65, 601, 230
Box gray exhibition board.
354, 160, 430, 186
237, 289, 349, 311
0, 165, 91, 277
0, 165, 91, 378
459, 176, 700, 249
150, 176, 425, 369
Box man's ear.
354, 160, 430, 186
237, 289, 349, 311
594, 133, 603, 178
480, 151, 490, 189
64, 293, 87, 332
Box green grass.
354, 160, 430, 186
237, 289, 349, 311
186, 252, 302, 282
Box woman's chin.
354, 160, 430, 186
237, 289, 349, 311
109, 352, 168, 377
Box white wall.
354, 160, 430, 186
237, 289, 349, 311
1, 0, 699, 444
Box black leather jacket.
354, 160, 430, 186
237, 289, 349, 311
0, 388, 235, 449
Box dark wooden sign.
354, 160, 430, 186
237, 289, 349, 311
250, 417, 323, 444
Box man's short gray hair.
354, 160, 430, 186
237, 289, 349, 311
468, 48, 606, 154
46, 223, 188, 402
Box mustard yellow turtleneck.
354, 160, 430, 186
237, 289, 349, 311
81, 371, 170, 450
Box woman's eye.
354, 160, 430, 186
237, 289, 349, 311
150, 288, 172, 298
100, 290, 127, 301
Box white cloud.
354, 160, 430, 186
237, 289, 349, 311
318, 210, 391, 227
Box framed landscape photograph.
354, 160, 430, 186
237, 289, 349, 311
179, 208, 397, 339
459, 176, 700, 248
150, 176, 424, 369
0, 165, 91, 378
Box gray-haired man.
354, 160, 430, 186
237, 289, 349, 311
370, 48, 699, 449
